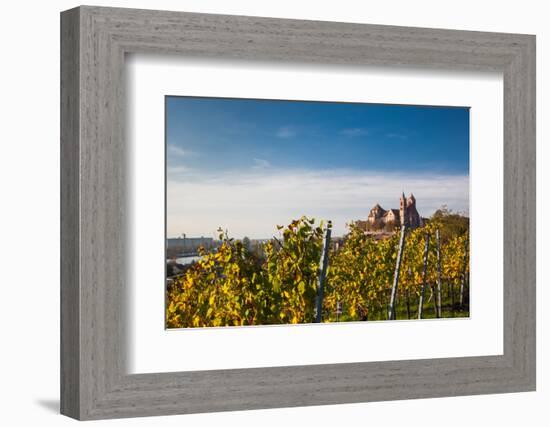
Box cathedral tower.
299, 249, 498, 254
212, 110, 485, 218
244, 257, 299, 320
407, 193, 416, 208
399, 192, 407, 227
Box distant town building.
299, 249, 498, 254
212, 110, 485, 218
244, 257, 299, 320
167, 236, 215, 253
367, 192, 424, 229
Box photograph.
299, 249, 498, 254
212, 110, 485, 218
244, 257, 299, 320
165, 97, 470, 328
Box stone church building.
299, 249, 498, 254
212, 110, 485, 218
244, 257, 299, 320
367, 193, 423, 229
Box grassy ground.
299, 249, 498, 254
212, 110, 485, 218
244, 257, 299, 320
395, 287, 469, 320
328, 288, 469, 323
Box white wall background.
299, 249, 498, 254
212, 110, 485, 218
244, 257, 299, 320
0, 0, 546, 425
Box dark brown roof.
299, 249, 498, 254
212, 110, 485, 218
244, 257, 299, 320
383, 209, 400, 217
370, 203, 386, 212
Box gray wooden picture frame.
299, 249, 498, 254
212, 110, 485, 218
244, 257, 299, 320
60, 5, 536, 420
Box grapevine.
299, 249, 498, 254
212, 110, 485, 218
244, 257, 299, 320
166, 214, 469, 328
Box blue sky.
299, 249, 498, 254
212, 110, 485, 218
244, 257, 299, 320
166, 96, 469, 238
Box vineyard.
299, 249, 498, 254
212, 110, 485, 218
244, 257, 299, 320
166, 212, 469, 328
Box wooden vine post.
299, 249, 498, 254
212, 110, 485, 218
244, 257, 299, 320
406, 287, 411, 320
417, 233, 430, 319
459, 236, 469, 307
314, 223, 332, 323
435, 229, 442, 318
388, 225, 406, 320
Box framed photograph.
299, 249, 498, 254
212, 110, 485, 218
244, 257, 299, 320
61, 6, 535, 420
164, 97, 471, 329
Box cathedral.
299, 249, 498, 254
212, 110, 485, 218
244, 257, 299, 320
367, 193, 423, 229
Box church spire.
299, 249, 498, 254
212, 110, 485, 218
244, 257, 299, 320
399, 192, 407, 227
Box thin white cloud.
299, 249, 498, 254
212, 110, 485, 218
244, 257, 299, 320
340, 128, 369, 137
167, 169, 469, 239
167, 144, 188, 157
167, 165, 191, 177
276, 126, 296, 139
252, 158, 271, 169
